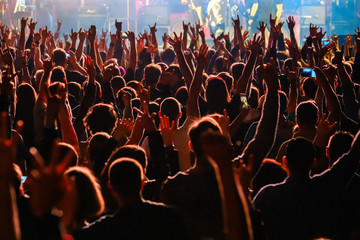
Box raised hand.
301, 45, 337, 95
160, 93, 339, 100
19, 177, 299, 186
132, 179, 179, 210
196, 43, 210, 67
168, 32, 182, 53
285, 66, 299, 86
259, 56, 279, 92
313, 67, 330, 89
0, 47, 14, 66
334, 44, 344, 65
257, 21, 267, 33
309, 23, 319, 37
126, 31, 135, 43
63, 33, 68, 42
159, 114, 175, 147
162, 32, 168, 44
20, 17, 28, 29
78, 28, 87, 42
149, 23, 157, 33
232, 14, 240, 28
248, 35, 264, 54
270, 14, 277, 28
87, 25, 96, 43
27, 19, 37, 34
286, 16, 295, 31
136, 83, 150, 105
0, 66, 16, 96
70, 28, 78, 43
102, 64, 115, 83
354, 26, 360, 38
115, 19, 122, 31
29, 141, 75, 217
85, 56, 96, 83
242, 30, 249, 42
182, 21, 189, 32
133, 101, 156, 133
316, 27, 327, 40
316, 114, 338, 141
113, 118, 133, 141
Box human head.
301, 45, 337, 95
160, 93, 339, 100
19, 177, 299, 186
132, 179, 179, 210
189, 117, 221, 157
160, 97, 182, 125
295, 101, 319, 128
87, 132, 111, 177
143, 64, 162, 88
302, 77, 317, 100
108, 158, 144, 201
84, 103, 118, 135
230, 62, 245, 81
161, 48, 176, 66
327, 132, 354, 166
65, 167, 105, 222
52, 48, 67, 67
217, 72, 234, 94
174, 86, 188, 107
50, 66, 67, 83
111, 76, 126, 96
205, 77, 230, 114
284, 138, 315, 176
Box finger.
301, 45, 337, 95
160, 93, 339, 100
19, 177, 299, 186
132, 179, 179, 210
29, 147, 45, 174
171, 120, 176, 131
49, 139, 61, 170
142, 101, 149, 115
133, 107, 143, 115
57, 148, 75, 174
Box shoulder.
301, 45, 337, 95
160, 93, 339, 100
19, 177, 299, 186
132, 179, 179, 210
252, 181, 285, 208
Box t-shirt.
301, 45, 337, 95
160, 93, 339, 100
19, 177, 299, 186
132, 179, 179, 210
73, 201, 189, 240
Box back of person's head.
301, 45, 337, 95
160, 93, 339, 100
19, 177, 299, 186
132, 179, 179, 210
285, 137, 315, 176
65, 166, 104, 222
160, 97, 181, 123
68, 81, 82, 104
84, 103, 118, 135
116, 86, 137, 110
127, 80, 139, 92
139, 48, 152, 66
252, 159, 288, 195
161, 48, 176, 66
33, 69, 45, 93
58, 142, 79, 167
295, 101, 318, 128
217, 72, 234, 93
230, 62, 245, 81
344, 61, 353, 76
143, 64, 162, 88
215, 56, 227, 73
302, 77, 317, 100
109, 158, 144, 198
327, 132, 354, 166
205, 77, 230, 113
16, 83, 37, 112
107, 145, 148, 171
88, 132, 111, 177
283, 58, 294, 72
111, 76, 126, 96
51, 66, 66, 83
52, 48, 67, 66
189, 117, 221, 157
174, 86, 188, 107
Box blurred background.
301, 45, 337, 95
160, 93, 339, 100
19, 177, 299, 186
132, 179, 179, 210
1, 0, 359, 45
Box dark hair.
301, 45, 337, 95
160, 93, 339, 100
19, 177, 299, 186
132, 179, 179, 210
143, 64, 162, 87
230, 62, 245, 81
66, 167, 104, 222
205, 77, 230, 114
88, 132, 111, 177
279, 91, 289, 116
84, 103, 118, 135
174, 86, 188, 107
328, 132, 354, 166
161, 48, 176, 66
109, 158, 144, 197
252, 159, 288, 195
217, 72, 234, 93
50, 66, 66, 83
58, 142, 79, 167
295, 101, 318, 127
189, 117, 221, 157
160, 97, 181, 123
52, 48, 67, 66
285, 138, 315, 175
111, 76, 126, 96
68, 82, 82, 105
302, 77, 317, 100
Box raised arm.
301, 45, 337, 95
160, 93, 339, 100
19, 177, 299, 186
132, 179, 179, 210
187, 44, 209, 118
314, 66, 342, 124
234, 35, 263, 96
168, 33, 193, 89
240, 57, 280, 178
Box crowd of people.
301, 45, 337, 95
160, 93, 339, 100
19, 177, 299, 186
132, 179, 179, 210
1, 11, 360, 240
